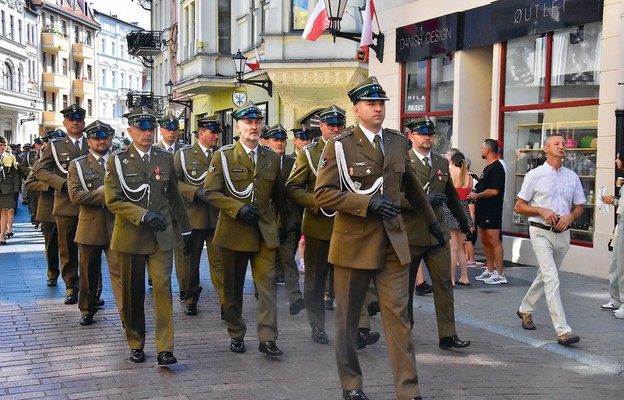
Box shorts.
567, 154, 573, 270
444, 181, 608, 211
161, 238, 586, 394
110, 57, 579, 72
475, 206, 502, 230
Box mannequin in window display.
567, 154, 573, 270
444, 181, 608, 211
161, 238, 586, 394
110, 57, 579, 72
508, 46, 534, 85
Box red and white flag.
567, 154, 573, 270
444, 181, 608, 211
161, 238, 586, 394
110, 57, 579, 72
246, 47, 262, 71
360, 0, 375, 50
302, 1, 329, 41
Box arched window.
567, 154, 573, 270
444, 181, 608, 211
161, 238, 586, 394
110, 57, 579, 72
4, 62, 13, 91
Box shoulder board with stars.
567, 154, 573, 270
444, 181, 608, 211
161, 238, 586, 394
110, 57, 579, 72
110, 147, 128, 157
220, 143, 235, 152
153, 146, 169, 154
332, 129, 353, 141
385, 128, 404, 137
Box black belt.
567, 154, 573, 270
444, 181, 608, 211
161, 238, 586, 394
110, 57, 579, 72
529, 221, 566, 234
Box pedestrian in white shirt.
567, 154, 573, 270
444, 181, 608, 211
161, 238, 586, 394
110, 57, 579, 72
514, 134, 585, 346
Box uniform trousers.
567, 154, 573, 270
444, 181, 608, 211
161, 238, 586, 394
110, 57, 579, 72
519, 227, 571, 336
607, 215, 624, 307
78, 244, 121, 318
187, 228, 223, 305
277, 229, 303, 306
40, 221, 59, 280
28, 192, 39, 221
407, 243, 456, 337
173, 221, 190, 296
55, 215, 79, 295
303, 237, 331, 330
221, 242, 278, 342
334, 241, 420, 400
119, 249, 174, 352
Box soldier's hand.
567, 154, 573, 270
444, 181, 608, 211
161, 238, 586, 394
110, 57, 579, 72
428, 222, 446, 246
144, 211, 167, 232
426, 193, 448, 206
237, 204, 259, 225
368, 194, 400, 219
194, 188, 205, 203
182, 234, 192, 256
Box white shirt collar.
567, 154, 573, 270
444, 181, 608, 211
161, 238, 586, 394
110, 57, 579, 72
358, 123, 383, 145
197, 142, 210, 156
239, 141, 258, 155
412, 148, 432, 163
135, 147, 150, 159
91, 151, 109, 164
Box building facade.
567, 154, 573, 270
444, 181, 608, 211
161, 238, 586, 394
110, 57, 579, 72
36, 0, 99, 134
0, 0, 42, 145
93, 10, 144, 136
369, 0, 619, 278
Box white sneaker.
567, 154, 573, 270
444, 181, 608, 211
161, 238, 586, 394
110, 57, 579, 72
614, 307, 624, 319
484, 272, 508, 285
601, 302, 618, 311
475, 270, 493, 281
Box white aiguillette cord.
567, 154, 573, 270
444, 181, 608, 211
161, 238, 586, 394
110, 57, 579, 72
113, 154, 150, 204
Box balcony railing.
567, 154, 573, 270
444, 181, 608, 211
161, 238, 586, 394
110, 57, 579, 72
127, 30, 162, 57
72, 43, 95, 60
125, 91, 165, 116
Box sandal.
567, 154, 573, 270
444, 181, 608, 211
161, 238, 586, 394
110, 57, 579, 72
455, 280, 471, 286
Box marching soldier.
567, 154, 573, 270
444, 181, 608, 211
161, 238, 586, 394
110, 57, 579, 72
203, 101, 288, 357
25, 130, 65, 286
291, 127, 312, 156
105, 107, 192, 365
404, 117, 472, 349
68, 121, 122, 326
21, 138, 43, 226
173, 117, 224, 316
264, 123, 305, 315
157, 114, 188, 300
35, 104, 89, 304
313, 77, 444, 400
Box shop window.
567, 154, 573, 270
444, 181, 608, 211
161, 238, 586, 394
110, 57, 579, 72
402, 55, 454, 155
500, 22, 602, 247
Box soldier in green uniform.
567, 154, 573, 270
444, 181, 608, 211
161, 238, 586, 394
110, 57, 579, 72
404, 117, 472, 349
173, 117, 223, 316
314, 77, 445, 400
291, 127, 312, 156
104, 107, 192, 366
264, 123, 305, 315
21, 138, 43, 226
157, 114, 188, 301
203, 101, 288, 357
35, 105, 89, 305
26, 130, 64, 286
68, 121, 122, 326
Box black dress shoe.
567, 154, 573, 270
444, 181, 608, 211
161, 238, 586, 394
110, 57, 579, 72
367, 301, 380, 316
46, 278, 57, 287
220, 304, 226, 321
415, 281, 434, 295
311, 327, 329, 344
230, 338, 245, 353
96, 298, 105, 307
289, 298, 305, 315
179, 291, 186, 302
130, 349, 145, 363
324, 299, 335, 310
439, 335, 471, 349
184, 304, 198, 316
64, 294, 78, 305
357, 329, 380, 350
342, 389, 368, 400
157, 351, 177, 366
80, 314, 93, 326
258, 340, 283, 357
275, 275, 285, 285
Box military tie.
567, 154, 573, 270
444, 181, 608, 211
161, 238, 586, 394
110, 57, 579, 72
98, 157, 105, 169
75, 139, 81, 152
373, 135, 383, 160
249, 150, 256, 171
142, 153, 149, 166
169, 147, 174, 154
423, 155, 431, 174
206, 149, 211, 161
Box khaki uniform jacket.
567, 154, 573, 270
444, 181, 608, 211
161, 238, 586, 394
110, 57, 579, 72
285, 139, 334, 240
25, 161, 55, 223
68, 153, 115, 246
173, 142, 219, 230
104, 144, 191, 254
314, 127, 437, 269
0, 154, 21, 194
35, 135, 89, 217
157, 140, 180, 154
280, 153, 301, 227
403, 149, 467, 246
203, 141, 287, 252
19, 150, 38, 177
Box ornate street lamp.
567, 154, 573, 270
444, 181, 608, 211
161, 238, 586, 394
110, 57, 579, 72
164, 80, 193, 143
232, 50, 273, 97
323, 0, 385, 62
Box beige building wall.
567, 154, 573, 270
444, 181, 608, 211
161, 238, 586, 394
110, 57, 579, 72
371, 0, 621, 278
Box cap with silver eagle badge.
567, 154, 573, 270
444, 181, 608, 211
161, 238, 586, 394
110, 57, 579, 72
124, 107, 158, 130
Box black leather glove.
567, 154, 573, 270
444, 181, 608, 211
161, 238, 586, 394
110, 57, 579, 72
428, 222, 446, 246
194, 188, 205, 202
278, 229, 287, 244
426, 192, 448, 206
368, 194, 401, 219
182, 234, 192, 256
237, 204, 259, 225
144, 211, 167, 232
459, 220, 473, 242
